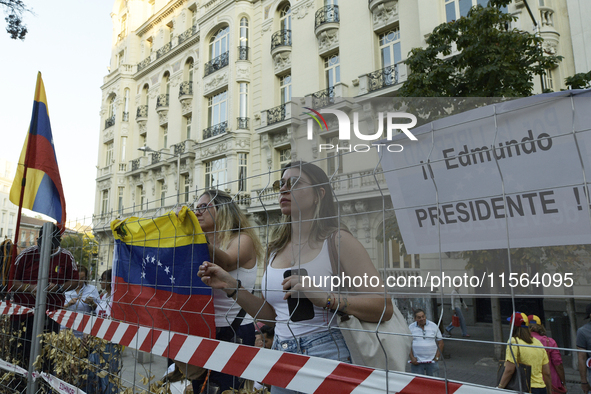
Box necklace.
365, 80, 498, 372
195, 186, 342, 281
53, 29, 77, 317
290, 238, 310, 266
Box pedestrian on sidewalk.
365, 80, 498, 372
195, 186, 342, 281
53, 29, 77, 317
409, 309, 444, 377
528, 314, 567, 393
577, 303, 591, 394
444, 287, 469, 338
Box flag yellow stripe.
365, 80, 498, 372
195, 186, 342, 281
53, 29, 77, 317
111, 206, 207, 248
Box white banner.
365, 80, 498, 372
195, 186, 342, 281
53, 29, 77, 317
37, 372, 87, 394
0, 357, 28, 376
381, 90, 591, 254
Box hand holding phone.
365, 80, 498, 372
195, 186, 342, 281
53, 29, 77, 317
283, 269, 315, 322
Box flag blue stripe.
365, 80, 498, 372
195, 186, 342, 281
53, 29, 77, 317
114, 239, 211, 296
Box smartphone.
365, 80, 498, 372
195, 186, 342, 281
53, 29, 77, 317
283, 268, 315, 322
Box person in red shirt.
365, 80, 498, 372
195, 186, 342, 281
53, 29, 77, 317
10, 223, 79, 368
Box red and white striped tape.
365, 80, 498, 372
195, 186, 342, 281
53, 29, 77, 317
0, 301, 34, 315
0, 358, 86, 394
49, 309, 500, 394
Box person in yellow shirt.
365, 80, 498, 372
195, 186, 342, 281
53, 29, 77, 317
497, 312, 552, 394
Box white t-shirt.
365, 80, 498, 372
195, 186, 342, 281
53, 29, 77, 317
261, 240, 337, 341
95, 292, 112, 318
214, 264, 257, 327
409, 320, 442, 363
64, 284, 100, 314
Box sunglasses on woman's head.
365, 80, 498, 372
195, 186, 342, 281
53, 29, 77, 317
273, 176, 310, 190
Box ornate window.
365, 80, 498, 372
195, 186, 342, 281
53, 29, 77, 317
238, 153, 248, 192
324, 54, 340, 88
185, 114, 192, 139
205, 157, 228, 189
379, 29, 401, 68
210, 26, 229, 59
208, 91, 228, 126
280, 3, 292, 30
118, 187, 124, 214
239, 83, 248, 118
280, 75, 292, 104
105, 142, 114, 166
445, 0, 488, 22
240, 17, 249, 48
101, 190, 110, 215
278, 147, 291, 168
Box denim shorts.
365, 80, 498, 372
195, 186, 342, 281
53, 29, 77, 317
270, 330, 351, 394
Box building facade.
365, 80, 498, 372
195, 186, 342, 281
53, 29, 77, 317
93, 0, 585, 311
0, 159, 18, 242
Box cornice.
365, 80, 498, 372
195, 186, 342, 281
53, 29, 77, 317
136, 0, 187, 37
134, 34, 200, 80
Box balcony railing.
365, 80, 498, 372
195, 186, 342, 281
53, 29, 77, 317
104, 115, 115, 129
136, 105, 148, 119
203, 121, 228, 140
151, 152, 161, 165
237, 117, 249, 129
238, 46, 249, 61
367, 64, 398, 92
204, 51, 229, 77
156, 94, 169, 108
315, 5, 339, 29
156, 42, 173, 59
311, 86, 335, 109
267, 104, 286, 125
179, 81, 193, 97
173, 142, 185, 155
131, 158, 141, 171
178, 25, 198, 45
271, 30, 292, 52
122, 112, 129, 122
137, 56, 151, 72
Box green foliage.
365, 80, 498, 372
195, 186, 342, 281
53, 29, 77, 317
564, 71, 591, 90
398, 0, 562, 99
2, 0, 30, 40
61, 232, 98, 271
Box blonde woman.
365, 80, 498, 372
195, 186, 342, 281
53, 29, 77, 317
193, 189, 263, 393
198, 161, 393, 394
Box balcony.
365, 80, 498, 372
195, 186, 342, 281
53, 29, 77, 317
315, 5, 340, 55
104, 115, 115, 129
271, 29, 292, 54
137, 56, 152, 72
179, 81, 193, 98
156, 94, 169, 109
178, 25, 198, 45
358, 62, 407, 95
173, 141, 186, 156
204, 51, 229, 77
131, 158, 141, 171
156, 42, 173, 59
136, 105, 148, 120
266, 104, 286, 126
203, 121, 228, 140
238, 46, 249, 61
307, 83, 349, 109
237, 117, 249, 130
151, 152, 161, 165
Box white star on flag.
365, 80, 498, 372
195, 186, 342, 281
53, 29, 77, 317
141, 271, 146, 279
164, 266, 170, 274
151, 256, 156, 264
170, 276, 175, 284
157, 261, 162, 267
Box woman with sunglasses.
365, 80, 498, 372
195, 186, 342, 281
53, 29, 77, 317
198, 161, 393, 394
193, 189, 264, 393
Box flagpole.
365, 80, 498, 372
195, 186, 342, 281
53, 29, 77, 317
7, 73, 42, 293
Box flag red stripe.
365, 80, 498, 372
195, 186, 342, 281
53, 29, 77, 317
263, 352, 309, 388
314, 363, 374, 393
221, 346, 261, 377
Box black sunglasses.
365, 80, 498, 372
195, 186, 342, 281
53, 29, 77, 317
273, 176, 310, 190
195, 202, 214, 214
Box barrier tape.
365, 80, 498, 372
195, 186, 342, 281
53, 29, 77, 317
48, 309, 502, 394
0, 301, 34, 315
0, 358, 86, 394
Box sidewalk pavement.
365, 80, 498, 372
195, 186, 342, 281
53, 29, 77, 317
116, 324, 586, 393
405, 323, 585, 393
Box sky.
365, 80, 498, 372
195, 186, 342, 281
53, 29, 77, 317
0, 1, 114, 224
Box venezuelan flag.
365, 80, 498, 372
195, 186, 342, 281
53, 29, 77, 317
9, 73, 66, 225
111, 207, 216, 338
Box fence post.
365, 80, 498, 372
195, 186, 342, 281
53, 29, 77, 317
26, 222, 53, 394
